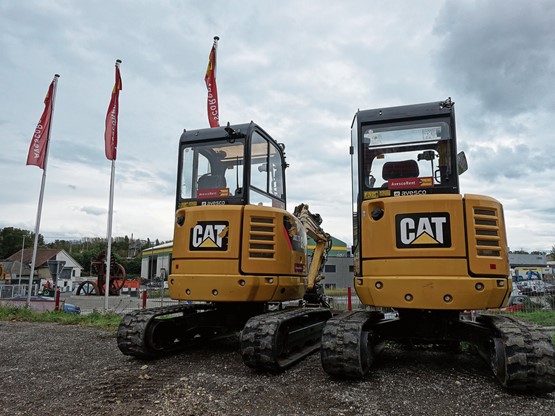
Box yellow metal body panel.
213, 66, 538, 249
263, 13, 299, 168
169, 204, 307, 303
172, 205, 242, 259
464, 194, 510, 276
361, 194, 466, 259
240, 205, 306, 276
357, 194, 511, 310
169, 268, 306, 302
357, 258, 511, 310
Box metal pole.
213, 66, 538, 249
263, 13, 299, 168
104, 159, 116, 311
18, 235, 25, 287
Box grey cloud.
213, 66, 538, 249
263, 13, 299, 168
469, 142, 553, 180
433, 0, 555, 117
80, 206, 107, 216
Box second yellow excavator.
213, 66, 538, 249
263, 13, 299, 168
321, 98, 555, 393
117, 122, 332, 371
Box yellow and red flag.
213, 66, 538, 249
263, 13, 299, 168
104, 60, 122, 160
205, 36, 220, 128
26, 79, 55, 169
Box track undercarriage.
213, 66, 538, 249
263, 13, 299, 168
117, 302, 332, 371
241, 307, 333, 371
321, 309, 555, 394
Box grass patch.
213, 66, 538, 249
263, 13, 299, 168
0, 306, 121, 332
504, 310, 555, 327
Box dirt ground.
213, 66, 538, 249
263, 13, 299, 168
0, 321, 554, 416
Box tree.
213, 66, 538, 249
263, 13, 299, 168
549, 245, 555, 261
121, 256, 142, 277
0, 227, 44, 259
1, 229, 157, 277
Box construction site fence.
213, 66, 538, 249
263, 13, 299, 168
106, 289, 555, 315
326, 290, 555, 314
0, 284, 39, 298
2, 284, 554, 316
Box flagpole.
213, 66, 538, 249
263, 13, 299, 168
27, 74, 60, 307
104, 59, 122, 311
104, 158, 116, 311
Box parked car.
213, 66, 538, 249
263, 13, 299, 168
544, 282, 555, 295
516, 280, 545, 296
6, 296, 81, 314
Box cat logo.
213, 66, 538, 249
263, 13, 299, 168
190, 221, 229, 251
395, 213, 451, 248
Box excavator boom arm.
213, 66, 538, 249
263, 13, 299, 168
293, 203, 332, 290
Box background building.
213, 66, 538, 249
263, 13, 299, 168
141, 242, 172, 281
4, 248, 83, 292
509, 253, 549, 280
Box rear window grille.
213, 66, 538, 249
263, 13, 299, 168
249, 217, 276, 259
473, 208, 500, 257
475, 218, 497, 226
475, 229, 498, 236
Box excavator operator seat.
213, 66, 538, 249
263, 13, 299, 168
197, 173, 227, 190
381, 160, 419, 188
382, 160, 419, 180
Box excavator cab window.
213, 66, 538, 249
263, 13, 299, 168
249, 132, 285, 209
177, 123, 286, 209
180, 139, 245, 203
358, 116, 458, 199
362, 121, 454, 193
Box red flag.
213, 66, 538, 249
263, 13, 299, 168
105, 60, 122, 160
205, 36, 220, 128
26, 79, 55, 169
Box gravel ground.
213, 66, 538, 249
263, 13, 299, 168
0, 321, 554, 416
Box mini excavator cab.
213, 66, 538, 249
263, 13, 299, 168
177, 123, 286, 209
170, 122, 308, 303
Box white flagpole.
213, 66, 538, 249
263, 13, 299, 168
104, 59, 122, 311
104, 158, 116, 311
27, 74, 60, 307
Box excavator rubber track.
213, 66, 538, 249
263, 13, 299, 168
320, 310, 385, 378
117, 302, 221, 359
320, 310, 555, 393
241, 307, 333, 371
480, 314, 555, 393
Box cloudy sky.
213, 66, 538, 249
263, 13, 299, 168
1, 0, 554, 252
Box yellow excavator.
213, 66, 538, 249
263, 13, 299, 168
321, 98, 555, 393
117, 122, 332, 370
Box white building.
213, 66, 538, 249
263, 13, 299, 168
6, 248, 83, 292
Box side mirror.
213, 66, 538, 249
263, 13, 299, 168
457, 151, 468, 175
